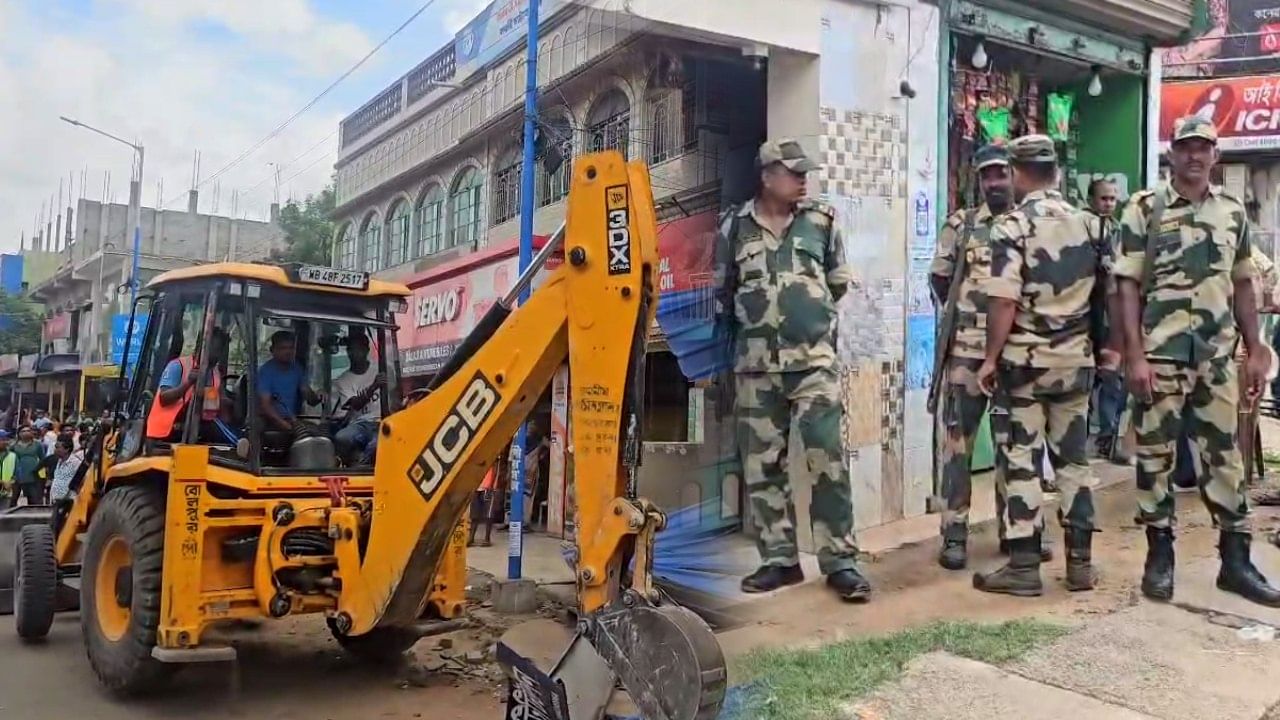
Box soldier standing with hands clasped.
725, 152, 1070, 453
930, 145, 1054, 569
972, 135, 1104, 597
1115, 116, 1280, 607
714, 139, 871, 602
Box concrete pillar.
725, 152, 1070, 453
188, 190, 199, 214
206, 216, 218, 261
270, 202, 280, 224
229, 222, 240, 262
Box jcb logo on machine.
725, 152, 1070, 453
409, 371, 501, 501
606, 184, 631, 276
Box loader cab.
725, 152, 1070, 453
117, 264, 408, 476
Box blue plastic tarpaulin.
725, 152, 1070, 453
655, 287, 730, 381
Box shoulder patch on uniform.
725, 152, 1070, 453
1219, 191, 1246, 209
799, 199, 836, 219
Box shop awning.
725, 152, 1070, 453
36, 353, 81, 375
1017, 0, 1193, 46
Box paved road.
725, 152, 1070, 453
0, 614, 500, 719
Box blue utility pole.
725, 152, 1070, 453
508, 0, 541, 581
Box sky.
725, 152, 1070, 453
0, 0, 493, 252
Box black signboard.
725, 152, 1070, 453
496, 642, 571, 720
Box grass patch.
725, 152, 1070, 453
1263, 450, 1280, 468
733, 619, 1069, 720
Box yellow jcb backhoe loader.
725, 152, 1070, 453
2, 151, 725, 720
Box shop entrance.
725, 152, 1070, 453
947, 34, 1145, 214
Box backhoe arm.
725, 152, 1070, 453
339, 151, 651, 632
333, 153, 725, 719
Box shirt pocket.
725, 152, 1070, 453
964, 243, 992, 280
1209, 229, 1239, 274
793, 236, 826, 279
736, 239, 769, 282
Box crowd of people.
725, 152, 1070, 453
0, 407, 101, 508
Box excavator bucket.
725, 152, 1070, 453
497, 599, 727, 720
0, 505, 55, 615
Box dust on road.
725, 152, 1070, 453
0, 608, 508, 719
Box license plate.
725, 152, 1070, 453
297, 266, 369, 290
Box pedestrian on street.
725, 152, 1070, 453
1084, 179, 1128, 463
973, 135, 1105, 597
1115, 115, 1280, 607
10, 427, 45, 507
931, 144, 1055, 570
0, 431, 16, 504
48, 438, 82, 504
715, 138, 871, 601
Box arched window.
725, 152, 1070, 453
335, 223, 356, 270
416, 185, 444, 257
537, 116, 573, 207
360, 212, 382, 272
449, 167, 483, 249
491, 148, 522, 225
587, 89, 630, 158
387, 200, 411, 267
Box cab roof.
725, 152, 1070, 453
146, 262, 411, 298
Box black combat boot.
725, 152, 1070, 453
827, 567, 872, 602
741, 565, 804, 594
938, 524, 968, 571
1141, 526, 1175, 601
1063, 526, 1097, 592
1217, 532, 1280, 607
973, 535, 1043, 597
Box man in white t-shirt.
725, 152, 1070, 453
331, 332, 384, 465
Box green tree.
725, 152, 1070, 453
0, 293, 42, 355
271, 184, 337, 266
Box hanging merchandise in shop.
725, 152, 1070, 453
946, 26, 1147, 213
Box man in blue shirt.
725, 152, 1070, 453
258, 331, 322, 432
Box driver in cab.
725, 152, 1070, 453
146, 328, 231, 442
258, 330, 323, 432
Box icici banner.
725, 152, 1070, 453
1160, 75, 1280, 152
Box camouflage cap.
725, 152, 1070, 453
1172, 115, 1219, 145
974, 144, 1010, 170
759, 139, 820, 173
1008, 134, 1057, 163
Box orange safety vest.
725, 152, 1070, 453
146, 356, 221, 440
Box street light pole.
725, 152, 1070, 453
60, 115, 144, 367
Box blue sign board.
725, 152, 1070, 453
454, 0, 568, 80
110, 313, 149, 374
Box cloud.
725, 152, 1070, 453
440, 0, 493, 34
0, 0, 372, 252
104, 0, 375, 76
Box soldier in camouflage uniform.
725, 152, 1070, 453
714, 139, 871, 601
931, 145, 1054, 570
972, 135, 1103, 597
1116, 117, 1280, 607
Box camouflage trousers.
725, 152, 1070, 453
939, 357, 1007, 533
995, 366, 1097, 540
1134, 357, 1249, 532
736, 368, 860, 574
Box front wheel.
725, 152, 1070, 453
14, 524, 57, 641
81, 485, 172, 696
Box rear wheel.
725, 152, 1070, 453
328, 620, 420, 664
81, 485, 172, 695
14, 524, 57, 641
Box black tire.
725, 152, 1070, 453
81, 485, 172, 696
14, 524, 57, 641
328, 620, 419, 664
